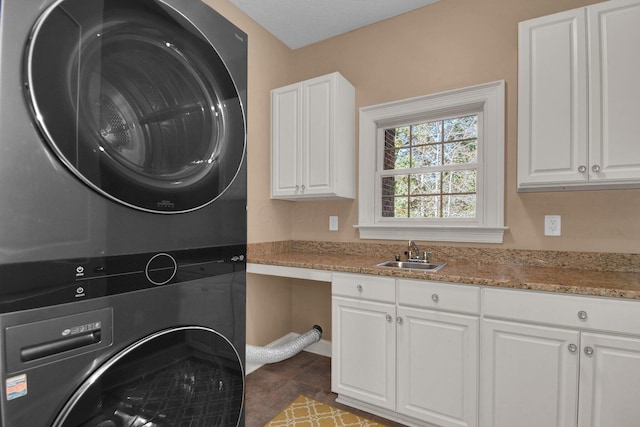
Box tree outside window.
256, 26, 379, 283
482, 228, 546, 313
381, 114, 478, 219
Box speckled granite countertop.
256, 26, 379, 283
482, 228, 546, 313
248, 241, 640, 300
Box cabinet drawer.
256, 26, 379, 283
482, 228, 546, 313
332, 273, 395, 303
398, 279, 480, 314
483, 287, 640, 335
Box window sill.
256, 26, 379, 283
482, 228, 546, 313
355, 224, 508, 244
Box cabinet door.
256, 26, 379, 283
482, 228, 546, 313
480, 319, 580, 427
331, 296, 396, 410
517, 8, 588, 189
588, 0, 640, 184
271, 83, 302, 197
578, 333, 640, 427
302, 76, 333, 196
397, 307, 479, 427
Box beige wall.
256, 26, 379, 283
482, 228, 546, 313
206, 0, 640, 345
291, 280, 333, 340
284, 0, 640, 254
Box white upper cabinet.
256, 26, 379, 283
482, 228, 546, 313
271, 72, 355, 200
517, 8, 588, 189
518, 0, 640, 191
588, 0, 640, 184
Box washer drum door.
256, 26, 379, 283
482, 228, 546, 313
25, 0, 246, 213
53, 326, 245, 426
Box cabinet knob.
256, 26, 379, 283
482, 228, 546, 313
356, 284, 363, 292
568, 343, 578, 353
591, 164, 601, 173
295, 185, 300, 192
578, 165, 587, 173
386, 314, 393, 323
431, 294, 439, 303
301, 184, 306, 192
577, 310, 588, 320
397, 316, 404, 325
584, 346, 594, 356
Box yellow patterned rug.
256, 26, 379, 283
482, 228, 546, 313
265, 395, 386, 427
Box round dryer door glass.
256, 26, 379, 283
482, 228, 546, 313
52, 327, 244, 426
25, 0, 246, 213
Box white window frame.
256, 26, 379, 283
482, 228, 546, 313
356, 81, 507, 243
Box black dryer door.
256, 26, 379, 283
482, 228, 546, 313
52, 327, 245, 427
25, 0, 246, 213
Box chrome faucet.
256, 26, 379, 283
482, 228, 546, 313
407, 240, 431, 263
408, 240, 420, 258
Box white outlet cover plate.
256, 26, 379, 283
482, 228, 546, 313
545, 215, 561, 236
329, 216, 338, 231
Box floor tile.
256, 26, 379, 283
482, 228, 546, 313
244, 351, 403, 426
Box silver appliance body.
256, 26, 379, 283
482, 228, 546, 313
0, 0, 248, 264
0, 256, 246, 426
0, 0, 247, 425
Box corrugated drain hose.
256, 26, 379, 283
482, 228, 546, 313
246, 325, 322, 364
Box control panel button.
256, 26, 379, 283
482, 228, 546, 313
145, 253, 177, 285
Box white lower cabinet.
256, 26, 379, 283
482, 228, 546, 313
332, 273, 480, 427
331, 273, 396, 410
332, 274, 640, 427
331, 296, 396, 410
397, 306, 478, 427
480, 319, 580, 427
578, 333, 640, 427
480, 287, 640, 427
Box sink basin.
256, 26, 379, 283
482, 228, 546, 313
376, 260, 446, 272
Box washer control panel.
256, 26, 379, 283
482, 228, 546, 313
0, 244, 245, 312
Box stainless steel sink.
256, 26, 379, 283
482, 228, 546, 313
376, 260, 446, 272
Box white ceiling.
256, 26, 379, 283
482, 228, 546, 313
228, 0, 440, 49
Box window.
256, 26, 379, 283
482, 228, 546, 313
381, 114, 478, 219
357, 81, 506, 243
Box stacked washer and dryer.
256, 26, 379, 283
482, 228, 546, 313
0, 0, 247, 425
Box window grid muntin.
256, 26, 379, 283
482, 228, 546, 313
380, 172, 477, 218
380, 114, 479, 220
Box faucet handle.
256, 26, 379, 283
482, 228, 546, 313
423, 252, 432, 262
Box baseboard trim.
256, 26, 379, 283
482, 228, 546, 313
336, 395, 440, 427
245, 332, 332, 375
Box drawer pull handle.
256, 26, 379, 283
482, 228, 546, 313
568, 344, 578, 353
356, 284, 363, 292
584, 346, 594, 356
431, 294, 439, 303
577, 310, 588, 320
386, 314, 393, 323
